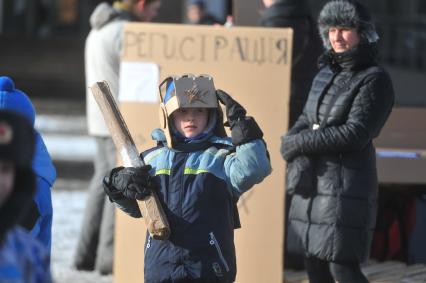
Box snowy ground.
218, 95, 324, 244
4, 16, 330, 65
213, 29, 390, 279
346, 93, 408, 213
51, 189, 113, 283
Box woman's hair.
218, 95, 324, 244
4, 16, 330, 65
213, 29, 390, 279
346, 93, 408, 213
317, 0, 379, 50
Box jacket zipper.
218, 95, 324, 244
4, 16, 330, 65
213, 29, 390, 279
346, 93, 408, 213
209, 232, 230, 272
339, 153, 343, 193
145, 235, 152, 254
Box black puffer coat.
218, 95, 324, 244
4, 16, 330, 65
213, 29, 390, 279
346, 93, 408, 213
287, 44, 394, 263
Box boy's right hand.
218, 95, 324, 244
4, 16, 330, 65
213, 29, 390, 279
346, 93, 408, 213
103, 165, 156, 200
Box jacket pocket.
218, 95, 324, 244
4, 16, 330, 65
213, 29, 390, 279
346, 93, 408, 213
209, 232, 230, 272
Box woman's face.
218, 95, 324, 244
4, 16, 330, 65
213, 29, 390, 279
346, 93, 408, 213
172, 108, 209, 138
0, 161, 15, 208
328, 27, 360, 53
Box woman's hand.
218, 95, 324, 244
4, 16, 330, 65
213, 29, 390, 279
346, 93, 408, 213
280, 134, 301, 161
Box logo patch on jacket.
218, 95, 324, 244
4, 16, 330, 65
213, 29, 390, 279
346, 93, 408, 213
212, 262, 223, 277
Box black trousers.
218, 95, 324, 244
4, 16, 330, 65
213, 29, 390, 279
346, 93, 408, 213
304, 257, 369, 283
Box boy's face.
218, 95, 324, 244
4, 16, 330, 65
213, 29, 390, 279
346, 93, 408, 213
172, 108, 209, 138
0, 161, 15, 208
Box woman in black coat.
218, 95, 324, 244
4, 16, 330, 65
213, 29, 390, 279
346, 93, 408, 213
280, 1, 394, 282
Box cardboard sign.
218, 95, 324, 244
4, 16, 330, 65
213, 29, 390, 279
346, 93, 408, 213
114, 23, 292, 283
118, 62, 160, 103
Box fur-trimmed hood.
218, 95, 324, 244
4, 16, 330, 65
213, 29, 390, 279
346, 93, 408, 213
318, 0, 379, 50
89, 2, 134, 30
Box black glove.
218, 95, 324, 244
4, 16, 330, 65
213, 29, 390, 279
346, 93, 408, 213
103, 167, 125, 203
216, 89, 263, 145
216, 89, 246, 128
104, 165, 156, 201
280, 134, 301, 161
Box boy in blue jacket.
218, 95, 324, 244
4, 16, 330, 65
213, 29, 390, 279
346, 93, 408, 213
0, 76, 56, 256
0, 110, 52, 283
103, 74, 271, 283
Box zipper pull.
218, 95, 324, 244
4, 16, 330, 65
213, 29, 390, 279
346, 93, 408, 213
145, 236, 152, 253
209, 232, 215, 245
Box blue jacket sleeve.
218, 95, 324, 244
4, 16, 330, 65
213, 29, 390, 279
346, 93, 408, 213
0, 227, 53, 283
224, 139, 272, 195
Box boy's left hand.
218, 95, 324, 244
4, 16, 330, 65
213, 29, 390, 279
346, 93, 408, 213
216, 90, 263, 145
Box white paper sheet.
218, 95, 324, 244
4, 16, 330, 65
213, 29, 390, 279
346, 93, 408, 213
118, 61, 160, 103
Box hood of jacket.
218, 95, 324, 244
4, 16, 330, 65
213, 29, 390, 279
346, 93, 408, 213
90, 2, 134, 30
0, 77, 36, 126
32, 132, 56, 187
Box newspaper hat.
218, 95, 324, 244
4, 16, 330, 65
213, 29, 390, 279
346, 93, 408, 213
158, 74, 225, 148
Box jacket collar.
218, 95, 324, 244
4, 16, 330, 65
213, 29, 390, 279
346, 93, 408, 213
318, 43, 378, 73
150, 128, 233, 152
90, 2, 135, 30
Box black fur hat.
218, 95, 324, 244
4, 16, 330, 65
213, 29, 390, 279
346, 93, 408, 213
318, 0, 379, 50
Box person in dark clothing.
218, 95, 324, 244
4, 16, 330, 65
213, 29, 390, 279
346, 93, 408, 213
280, 1, 395, 282
0, 110, 52, 283
186, 0, 222, 25
259, 0, 322, 270
0, 76, 56, 258
259, 0, 322, 128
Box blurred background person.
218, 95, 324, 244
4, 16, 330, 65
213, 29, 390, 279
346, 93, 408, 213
281, 0, 394, 282
258, 0, 322, 271
75, 0, 162, 275
259, 0, 322, 127
0, 110, 52, 283
186, 0, 223, 25
0, 76, 56, 259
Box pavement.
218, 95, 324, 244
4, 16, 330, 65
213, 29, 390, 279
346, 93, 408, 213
51, 190, 112, 283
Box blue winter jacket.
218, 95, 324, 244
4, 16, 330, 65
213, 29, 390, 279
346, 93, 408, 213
115, 129, 271, 283
0, 76, 56, 254
31, 132, 56, 254
0, 226, 52, 283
